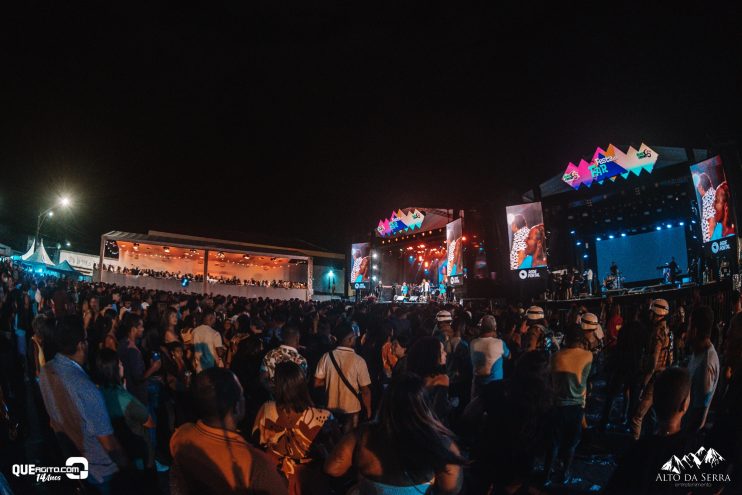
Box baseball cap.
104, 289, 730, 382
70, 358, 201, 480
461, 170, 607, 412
580, 312, 599, 331
651, 298, 670, 316
436, 310, 452, 322
526, 306, 544, 321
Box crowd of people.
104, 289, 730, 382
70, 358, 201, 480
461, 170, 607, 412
96, 264, 307, 289
1, 256, 742, 494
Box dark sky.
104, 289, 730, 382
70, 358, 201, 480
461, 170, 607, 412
1, 2, 740, 254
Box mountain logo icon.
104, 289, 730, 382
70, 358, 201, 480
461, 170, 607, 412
661, 447, 725, 474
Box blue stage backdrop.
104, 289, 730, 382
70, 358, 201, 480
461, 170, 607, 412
596, 227, 687, 284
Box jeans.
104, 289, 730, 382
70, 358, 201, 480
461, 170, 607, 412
546, 405, 584, 477
631, 373, 657, 440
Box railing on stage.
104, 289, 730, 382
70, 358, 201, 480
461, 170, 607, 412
97, 271, 309, 300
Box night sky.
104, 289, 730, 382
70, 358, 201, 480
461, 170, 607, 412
1, 3, 740, 254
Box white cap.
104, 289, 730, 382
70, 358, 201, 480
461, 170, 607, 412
526, 306, 544, 321
436, 310, 452, 322
651, 298, 670, 316
580, 312, 599, 331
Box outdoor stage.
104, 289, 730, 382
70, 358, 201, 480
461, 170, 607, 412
509, 145, 740, 303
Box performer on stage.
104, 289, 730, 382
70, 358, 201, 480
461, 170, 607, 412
668, 257, 679, 285
584, 267, 594, 295
610, 261, 618, 277
422, 278, 430, 298
401, 282, 409, 298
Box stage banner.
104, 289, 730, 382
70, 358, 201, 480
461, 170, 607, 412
446, 218, 463, 285
349, 242, 370, 291
506, 202, 547, 270
690, 155, 737, 245
561, 143, 659, 190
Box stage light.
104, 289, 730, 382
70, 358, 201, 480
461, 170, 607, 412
583, 254, 588, 258
679, 222, 684, 226
133, 243, 140, 251
656, 226, 662, 231
691, 220, 696, 224
576, 241, 582, 246
418, 256, 423, 262
372, 276, 377, 281
570, 230, 575, 234
609, 235, 614, 239
462, 236, 467, 242
372, 265, 378, 270
424, 261, 429, 268
372, 252, 378, 259
596, 237, 602, 241
65, 241, 71, 247
666, 224, 672, 228
621, 233, 626, 237
164, 246, 171, 253
409, 256, 414, 261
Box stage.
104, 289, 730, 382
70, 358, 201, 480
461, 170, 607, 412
538, 280, 731, 310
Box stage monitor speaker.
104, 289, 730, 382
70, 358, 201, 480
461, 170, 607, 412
409, 296, 419, 302
394, 295, 406, 302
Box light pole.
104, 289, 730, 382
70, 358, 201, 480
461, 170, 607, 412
35, 196, 72, 245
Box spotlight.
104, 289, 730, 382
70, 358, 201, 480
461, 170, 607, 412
163, 246, 170, 253
372, 265, 378, 270
679, 222, 684, 226
583, 254, 588, 258
596, 237, 602, 241
576, 242, 582, 246
621, 233, 626, 237
609, 235, 614, 239
656, 226, 662, 231
372, 252, 378, 259
666, 224, 672, 229
570, 230, 575, 234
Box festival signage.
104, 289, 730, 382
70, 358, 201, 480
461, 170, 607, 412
376, 209, 425, 238
562, 143, 659, 190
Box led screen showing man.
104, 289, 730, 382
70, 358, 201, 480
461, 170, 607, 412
349, 242, 370, 283
690, 156, 736, 243
506, 202, 547, 270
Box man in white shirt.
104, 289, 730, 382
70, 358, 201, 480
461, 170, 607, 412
470, 315, 510, 396
192, 309, 226, 373
314, 324, 372, 431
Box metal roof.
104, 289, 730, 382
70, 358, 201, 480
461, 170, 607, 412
101, 230, 344, 260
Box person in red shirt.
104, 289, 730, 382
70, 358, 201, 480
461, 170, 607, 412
605, 304, 623, 349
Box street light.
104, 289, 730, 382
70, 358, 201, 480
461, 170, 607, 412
36, 195, 73, 244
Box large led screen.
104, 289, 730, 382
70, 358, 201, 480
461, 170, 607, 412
596, 227, 687, 284
349, 243, 370, 284
690, 155, 736, 244
446, 218, 463, 279
506, 202, 547, 270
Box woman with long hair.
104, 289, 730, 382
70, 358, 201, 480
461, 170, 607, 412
325, 372, 465, 494
95, 348, 154, 467
253, 361, 336, 494
160, 307, 180, 344
406, 336, 452, 423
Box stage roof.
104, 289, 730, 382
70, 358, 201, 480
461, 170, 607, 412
523, 146, 710, 201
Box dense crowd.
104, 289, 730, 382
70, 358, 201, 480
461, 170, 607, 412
97, 263, 307, 289
1, 256, 741, 494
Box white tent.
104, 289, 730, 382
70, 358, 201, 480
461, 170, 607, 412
20, 240, 35, 260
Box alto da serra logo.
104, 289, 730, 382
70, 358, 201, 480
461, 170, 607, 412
661, 447, 724, 474
657, 447, 730, 485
